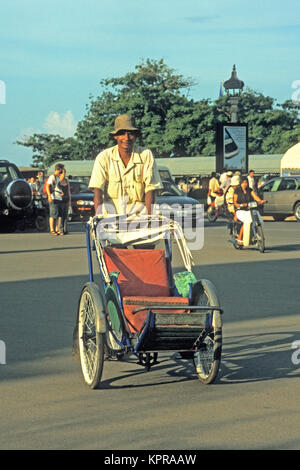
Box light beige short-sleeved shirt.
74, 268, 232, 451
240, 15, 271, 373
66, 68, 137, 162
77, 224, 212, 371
89, 145, 162, 215
208, 177, 220, 198
225, 186, 235, 213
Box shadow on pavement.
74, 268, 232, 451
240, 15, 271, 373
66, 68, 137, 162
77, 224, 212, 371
0, 245, 85, 255
1, 250, 299, 386
265, 244, 300, 252
220, 331, 300, 384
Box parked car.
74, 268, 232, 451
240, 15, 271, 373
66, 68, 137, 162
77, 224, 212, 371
258, 176, 300, 221
75, 180, 202, 226
69, 180, 94, 221
257, 173, 280, 188
0, 160, 33, 231
156, 180, 202, 226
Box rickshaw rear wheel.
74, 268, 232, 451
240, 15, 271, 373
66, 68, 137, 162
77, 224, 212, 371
78, 285, 105, 389
192, 280, 222, 384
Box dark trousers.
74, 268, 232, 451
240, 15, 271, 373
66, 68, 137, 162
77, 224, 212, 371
58, 201, 69, 233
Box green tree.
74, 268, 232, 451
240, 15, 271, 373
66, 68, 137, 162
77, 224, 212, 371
16, 59, 300, 167
235, 90, 300, 154
75, 58, 197, 158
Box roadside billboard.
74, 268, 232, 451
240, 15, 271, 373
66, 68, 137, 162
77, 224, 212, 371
216, 123, 248, 174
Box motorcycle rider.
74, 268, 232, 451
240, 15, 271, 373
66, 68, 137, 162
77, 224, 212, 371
220, 171, 233, 192
208, 172, 220, 203
225, 175, 240, 234
233, 176, 266, 246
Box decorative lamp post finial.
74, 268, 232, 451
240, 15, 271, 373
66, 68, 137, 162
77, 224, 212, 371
223, 65, 244, 122
223, 64, 244, 96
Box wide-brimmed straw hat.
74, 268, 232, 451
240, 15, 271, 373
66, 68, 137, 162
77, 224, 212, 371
231, 175, 240, 186
109, 114, 140, 135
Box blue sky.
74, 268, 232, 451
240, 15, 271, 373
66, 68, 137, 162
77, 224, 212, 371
1, 0, 300, 166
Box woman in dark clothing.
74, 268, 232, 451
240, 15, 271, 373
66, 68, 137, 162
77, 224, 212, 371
233, 177, 266, 246
58, 169, 71, 235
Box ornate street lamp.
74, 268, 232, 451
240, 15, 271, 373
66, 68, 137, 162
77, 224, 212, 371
223, 65, 244, 123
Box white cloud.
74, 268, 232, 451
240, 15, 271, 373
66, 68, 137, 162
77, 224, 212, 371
18, 127, 39, 140
43, 110, 77, 137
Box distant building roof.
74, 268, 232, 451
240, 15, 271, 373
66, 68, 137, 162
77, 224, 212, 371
46, 160, 94, 177
45, 155, 283, 179
18, 166, 41, 172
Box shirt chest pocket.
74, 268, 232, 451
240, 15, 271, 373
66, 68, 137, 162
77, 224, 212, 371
130, 165, 144, 201
107, 174, 121, 199
134, 165, 143, 182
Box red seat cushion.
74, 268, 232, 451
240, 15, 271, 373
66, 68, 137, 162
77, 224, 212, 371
104, 247, 170, 297
122, 296, 189, 332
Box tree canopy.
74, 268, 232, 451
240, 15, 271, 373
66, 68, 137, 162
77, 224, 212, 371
16, 58, 300, 168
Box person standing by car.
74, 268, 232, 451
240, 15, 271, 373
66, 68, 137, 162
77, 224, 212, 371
29, 177, 38, 196
46, 163, 64, 236
57, 168, 71, 235
89, 114, 162, 216
36, 171, 44, 194
247, 170, 258, 193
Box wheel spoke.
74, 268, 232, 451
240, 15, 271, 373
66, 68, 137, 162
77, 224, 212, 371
85, 339, 97, 377
196, 335, 214, 377
81, 298, 97, 380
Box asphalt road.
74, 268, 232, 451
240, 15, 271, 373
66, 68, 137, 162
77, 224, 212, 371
0, 218, 299, 450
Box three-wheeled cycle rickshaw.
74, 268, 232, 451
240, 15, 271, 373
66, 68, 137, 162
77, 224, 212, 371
73, 214, 223, 388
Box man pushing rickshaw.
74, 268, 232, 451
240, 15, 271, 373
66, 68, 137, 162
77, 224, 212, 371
73, 114, 223, 389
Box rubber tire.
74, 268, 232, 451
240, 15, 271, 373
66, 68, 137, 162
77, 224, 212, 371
233, 240, 243, 250
207, 207, 217, 222
294, 202, 300, 222
78, 284, 105, 389
257, 225, 265, 253
35, 214, 49, 232
192, 280, 222, 384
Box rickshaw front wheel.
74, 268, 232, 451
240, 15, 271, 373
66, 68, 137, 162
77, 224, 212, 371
78, 285, 105, 389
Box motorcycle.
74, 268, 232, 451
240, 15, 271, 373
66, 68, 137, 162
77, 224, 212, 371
207, 190, 227, 222
228, 201, 266, 253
